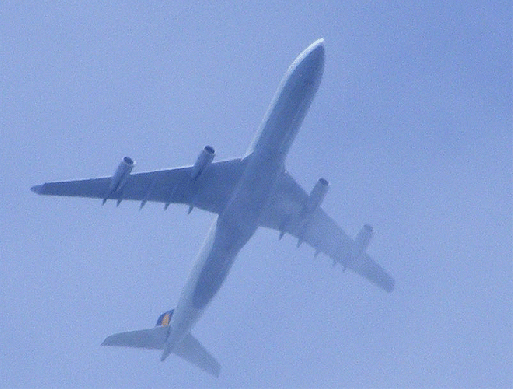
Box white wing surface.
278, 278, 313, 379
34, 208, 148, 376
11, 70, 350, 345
31, 158, 246, 214
260, 172, 395, 292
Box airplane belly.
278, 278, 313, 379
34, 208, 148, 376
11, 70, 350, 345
168, 215, 253, 342
191, 216, 251, 310
163, 40, 326, 360
168, 156, 284, 348
179, 38, 326, 314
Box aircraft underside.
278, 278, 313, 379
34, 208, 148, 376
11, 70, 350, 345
31, 38, 394, 377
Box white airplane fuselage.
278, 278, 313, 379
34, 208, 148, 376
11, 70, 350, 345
161, 39, 325, 360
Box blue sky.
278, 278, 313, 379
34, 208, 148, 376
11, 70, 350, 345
1, 2, 511, 387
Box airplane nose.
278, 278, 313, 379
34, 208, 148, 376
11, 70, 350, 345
293, 38, 325, 84
304, 38, 325, 64
308, 38, 325, 62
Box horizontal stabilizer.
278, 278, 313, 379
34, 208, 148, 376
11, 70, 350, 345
102, 327, 220, 377
101, 326, 168, 350
174, 332, 221, 377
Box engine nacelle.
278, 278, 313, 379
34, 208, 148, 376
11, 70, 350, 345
294, 178, 329, 246
109, 156, 135, 193
304, 178, 329, 215
190, 146, 215, 180
353, 224, 373, 259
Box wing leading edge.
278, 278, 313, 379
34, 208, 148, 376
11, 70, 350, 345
259, 172, 395, 292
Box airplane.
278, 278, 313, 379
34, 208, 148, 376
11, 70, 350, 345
31, 39, 394, 377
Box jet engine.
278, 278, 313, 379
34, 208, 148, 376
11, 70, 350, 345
103, 157, 135, 204
191, 146, 215, 180
293, 178, 329, 246
304, 178, 329, 215
353, 224, 373, 260
109, 156, 135, 192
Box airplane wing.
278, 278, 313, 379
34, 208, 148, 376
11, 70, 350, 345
259, 172, 395, 292
31, 158, 246, 214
